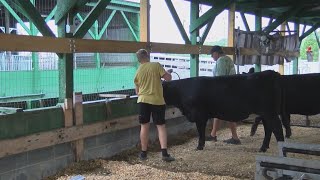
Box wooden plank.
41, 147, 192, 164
0, 107, 23, 115
279, 23, 286, 75
151, 42, 235, 55
228, 3, 236, 61
63, 98, 73, 127
140, 0, 150, 42
278, 142, 320, 157
0, 34, 71, 53
0, 107, 182, 158
256, 155, 320, 179
74, 39, 148, 53
239, 47, 299, 57
73, 92, 84, 162
0, 93, 45, 103
0, 33, 298, 57
99, 94, 130, 99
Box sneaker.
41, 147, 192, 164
138, 153, 147, 161
162, 154, 175, 162
205, 135, 217, 142
223, 138, 241, 145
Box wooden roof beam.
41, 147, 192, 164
14, 0, 55, 37
164, 0, 190, 44
74, 0, 111, 38
299, 23, 320, 41
240, 12, 250, 31
54, 0, 78, 25
189, 0, 235, 33
263, 6, 304, 34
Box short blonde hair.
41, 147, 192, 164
136, 49, 149, 62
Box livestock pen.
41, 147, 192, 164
0, 0, 320, 180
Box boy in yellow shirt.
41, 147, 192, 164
134, 49, 175, 162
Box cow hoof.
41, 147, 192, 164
196, 146, 204, 150
285, 131, 292, 138
259, 148, 267, 152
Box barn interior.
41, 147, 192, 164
0, 0, 319, 179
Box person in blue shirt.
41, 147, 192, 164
206, 45, 241, 145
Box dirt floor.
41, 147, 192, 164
46, 115, 320, 180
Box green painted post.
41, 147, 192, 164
255, 11, 262, 72
0, 0, 31, 34
190, 1, 199, 77
58, 22, 74, 102
29, 0, 39, 106
292, 23, 299, 74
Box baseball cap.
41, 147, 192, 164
210, 45, 224, 54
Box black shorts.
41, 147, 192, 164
138, 103, 166, 125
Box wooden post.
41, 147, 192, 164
255, 11, 262, 72
292, 23, 299, 74
190, 1, 199, 77
73, 92, 84, 162
279, 22, 286, 75
140, 0, 150, 42
63, 98, 73, 127
228, 3, 235, 61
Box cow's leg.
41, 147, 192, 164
281, 112, 291, 138
260, 117, 272, 152
272, 115, 285, 142
260, 115, 284, 152
195, 119, 207, 150
250, 116, 263, 136
190, 108, 208, 150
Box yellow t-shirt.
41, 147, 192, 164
134, 62, 166, 105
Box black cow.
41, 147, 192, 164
163, 70, 284, 152
251, 73, 320, 138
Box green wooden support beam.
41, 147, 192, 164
86, 2, 140, 13
98, 10, 117, 39
15, 0, 55, 37
190, 1, 199, 77
255, 10, 262, 72
10, 0, 29, 20
120, 11, 138, 41
55, 0, 77, 25
164, 0, 190, 44
45, 5, 57, 22
34, 5, 57, 35
74, 0, 90, 11
263, 6, 303, 34
76, 13, 95, 39
0, 0, 31, 34
189, 0, 234, 33
111, 0, 140, 7
200, 17, 215, 45
240, 12, 250, 31
58, 34, 74, 102
30, 0, 39, 94
299, 23, 320, 41
74, 0, 111, 39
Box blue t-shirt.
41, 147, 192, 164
213, 55, 236, 76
